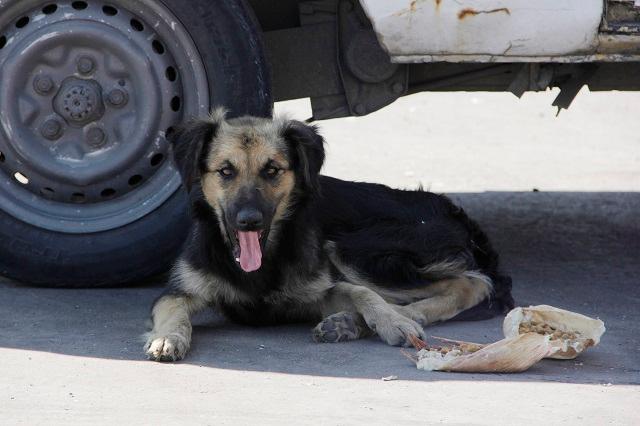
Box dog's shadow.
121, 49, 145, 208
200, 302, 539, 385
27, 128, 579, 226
0, 277, 618, 384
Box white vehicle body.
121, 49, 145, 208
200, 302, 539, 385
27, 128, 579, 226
360, 0, 640, 63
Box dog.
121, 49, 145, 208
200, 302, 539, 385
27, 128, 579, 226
144, 108, 514, 361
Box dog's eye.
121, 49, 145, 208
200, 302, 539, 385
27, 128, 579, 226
264, 166, 280, 178
218, 167, 235, 178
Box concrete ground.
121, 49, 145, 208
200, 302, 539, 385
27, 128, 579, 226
1, 89, 639, 425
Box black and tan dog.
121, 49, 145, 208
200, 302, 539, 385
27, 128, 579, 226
144, 108, 514, 361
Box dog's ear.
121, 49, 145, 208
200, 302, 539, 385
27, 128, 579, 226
170, 108, 226, 192
282, 120, 325, 193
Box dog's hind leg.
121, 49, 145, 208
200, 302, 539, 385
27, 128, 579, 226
393, 272, 493, 326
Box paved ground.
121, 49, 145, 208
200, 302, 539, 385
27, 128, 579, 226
1, 90, 639, 424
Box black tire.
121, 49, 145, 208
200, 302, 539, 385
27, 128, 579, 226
0, 0, 272, 287
0, 190, 190, 287
164, 0, 272, 118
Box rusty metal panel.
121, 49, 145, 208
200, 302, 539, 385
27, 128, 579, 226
359, 0, 605, 62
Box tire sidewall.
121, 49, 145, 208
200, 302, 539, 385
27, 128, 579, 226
161, 0, 272, 119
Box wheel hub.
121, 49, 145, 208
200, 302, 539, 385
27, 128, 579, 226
54, 77, 105, 126
0, 0, 209, 233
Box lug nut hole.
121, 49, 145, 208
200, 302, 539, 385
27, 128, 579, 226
71, 1, 88, 10
16, 17, 29, 28
130, 19, 144, 32
165, 67, 177, 82
0, 151, 5, 162
170, 96, 181, 112
152, 40, 165, 55
0, 35, 6, 49
42, 4, 58, 14
128, 175, 143, 186
101, 188, 116, 198
102, 5, 118, 16
150, 153, 164, 166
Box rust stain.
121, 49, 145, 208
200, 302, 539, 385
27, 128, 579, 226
393, 0, 442, 17
393, 0, 421, 17
457, 8, 478, 19
458, 7, 510, 20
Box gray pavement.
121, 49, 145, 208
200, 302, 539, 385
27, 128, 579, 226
1, 91, 639, 424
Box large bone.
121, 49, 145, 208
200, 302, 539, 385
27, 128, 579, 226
408, 333, 555, 373
503, 305, 605, 359
405, 305, 606, 373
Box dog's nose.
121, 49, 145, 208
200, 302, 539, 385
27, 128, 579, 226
236, 208, 263, 230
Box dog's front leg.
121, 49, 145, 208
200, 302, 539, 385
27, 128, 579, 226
144, 293, 206, 362
321, 282, 426, 346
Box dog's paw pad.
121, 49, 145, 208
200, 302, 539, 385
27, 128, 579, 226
144, 334, 188, 362
312, 311, 360, 343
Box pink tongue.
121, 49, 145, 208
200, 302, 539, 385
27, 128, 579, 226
237, 231, 262, 272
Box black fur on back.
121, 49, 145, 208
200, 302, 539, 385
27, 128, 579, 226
315, 176, 514, 315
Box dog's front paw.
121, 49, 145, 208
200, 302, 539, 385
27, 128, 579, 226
370, 309, 426, 347
313, 311, 364, 343
144, 333, 189, 362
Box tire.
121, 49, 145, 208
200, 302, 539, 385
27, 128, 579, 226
0, 0, 272, 287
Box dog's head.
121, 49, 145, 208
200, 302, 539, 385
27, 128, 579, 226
170, 108, 325, 273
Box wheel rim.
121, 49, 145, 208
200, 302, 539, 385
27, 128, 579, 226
0, 0, 209, 233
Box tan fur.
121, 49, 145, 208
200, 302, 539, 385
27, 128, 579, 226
144, 294, 207, 361
263, 268, 332, 306
200, 116, 296, 244
174, 259, 251, 305
393, 274, 493, 326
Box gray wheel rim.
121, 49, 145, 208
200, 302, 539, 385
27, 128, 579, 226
0, 0, 209, 233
